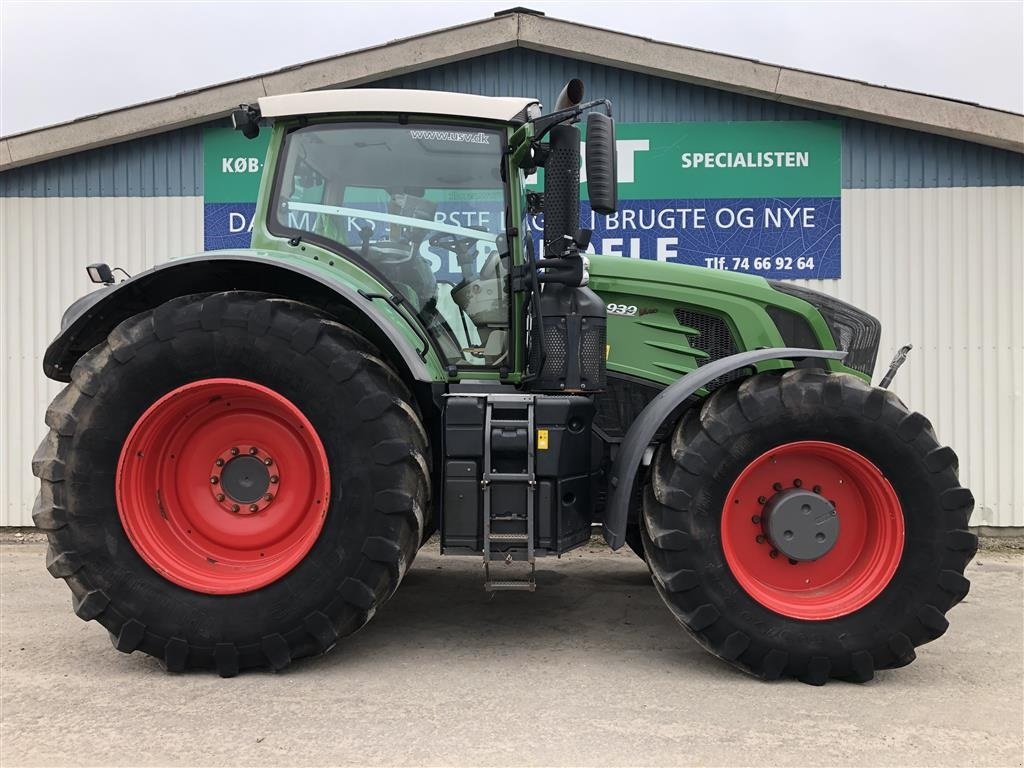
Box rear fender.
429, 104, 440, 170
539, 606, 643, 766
602, 347, 846, 550
44, 252, 439, 384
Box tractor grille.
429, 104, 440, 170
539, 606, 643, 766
673, 308, 745, 389
594, 375, 665, 440
768, 281, 882, 377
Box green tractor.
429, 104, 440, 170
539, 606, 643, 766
34, 80, 976, 684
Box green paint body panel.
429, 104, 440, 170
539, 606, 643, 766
587, 255, 863, 387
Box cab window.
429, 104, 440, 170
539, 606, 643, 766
271, 123, 510, 368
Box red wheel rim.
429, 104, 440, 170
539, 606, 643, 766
116, 378, 330, 595
721, 441, 904, 620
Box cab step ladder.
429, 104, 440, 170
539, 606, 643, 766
482, 395, 536, 592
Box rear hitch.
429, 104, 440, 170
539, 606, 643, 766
878, 344, 912, 388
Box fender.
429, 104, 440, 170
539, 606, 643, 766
602, 347, 846, 550
43, 252, 435, 383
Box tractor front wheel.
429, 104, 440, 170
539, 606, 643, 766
33, 292, 430, 675
641, 369, 976, 684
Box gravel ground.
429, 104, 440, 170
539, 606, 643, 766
1, 538, 1021, 768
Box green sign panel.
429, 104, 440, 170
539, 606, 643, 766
593, 120, 840, 199
203, 126, 270, 203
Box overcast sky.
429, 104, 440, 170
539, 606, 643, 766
1, 1, 1021, 137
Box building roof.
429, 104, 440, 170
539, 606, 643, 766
2, 8, 1021, 171
257, 89, 538, 123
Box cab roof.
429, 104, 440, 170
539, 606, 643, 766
258, 89, 540, 124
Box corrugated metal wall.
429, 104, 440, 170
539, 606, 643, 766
0, 197, 203, 526
1, 46, 1022, 528
0, 127, 204, 197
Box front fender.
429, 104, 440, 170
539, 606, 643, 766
602, 347, 846, 550
44, 251, 443, 383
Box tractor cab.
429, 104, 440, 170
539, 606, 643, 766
239, 83, 619, 387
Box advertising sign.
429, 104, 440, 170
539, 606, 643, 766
202, 127, 270, 251
203, 119, 841, 279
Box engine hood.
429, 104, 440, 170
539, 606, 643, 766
588, 254, 780, 302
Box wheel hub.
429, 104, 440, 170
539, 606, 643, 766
209, 445, 279, 514
221, 455, 269, 503
762, 488, 839, 561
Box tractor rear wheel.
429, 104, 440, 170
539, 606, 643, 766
641, 369, 976, 684
32, 292, 430, 676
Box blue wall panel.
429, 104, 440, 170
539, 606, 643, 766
375, 49, 1024, 190
2, 47, 1021, 197
0, 125, 204, 198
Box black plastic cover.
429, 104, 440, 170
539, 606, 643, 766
441, 394, 597, 554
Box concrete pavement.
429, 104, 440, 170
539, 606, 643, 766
1, 539, 1021, 767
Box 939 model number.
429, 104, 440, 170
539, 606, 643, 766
606, 303, 638, 316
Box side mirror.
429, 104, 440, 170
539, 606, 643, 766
231, 105, 261, 140
585, 112, 617, 215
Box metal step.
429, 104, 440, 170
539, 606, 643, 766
485, 472, 532, 482
488, 532, 529, 541
489, 419, 529, 427
485, 580, 536, 592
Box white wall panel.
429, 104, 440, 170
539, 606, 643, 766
1, 188, 1021, 527
0, 196, 203, 526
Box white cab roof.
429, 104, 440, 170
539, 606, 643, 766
258, 89, 539, 123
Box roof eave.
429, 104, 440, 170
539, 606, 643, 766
517, 14, 1024, 154
1, 9, 1021, 172
0, 13, 519, 171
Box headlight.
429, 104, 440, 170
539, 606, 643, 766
769, 281, 881, 378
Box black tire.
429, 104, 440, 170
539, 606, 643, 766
32, 292, 431, 676
641, 369, 976, 685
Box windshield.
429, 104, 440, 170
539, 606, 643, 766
271, 122, 511, 368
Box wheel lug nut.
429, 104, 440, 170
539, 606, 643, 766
231, 504, 240, 513
249, 447, 258, 455
769, 549, 779, 559
264, 458, 273, 466
265, 493, 274, 502
216, 493, 225, 502
751, 515, 761, 524
210, 477, 218, 484
757, 495, 767, 505
773, 482, 783, 492
756, 534, 767, 544
215, 458, 224, 467
230, 447, 239, 456
793, 478, 802, 487
813, 485, 822, 494
249, 504, 259, 512
788, 558, 798, 565
269, 475, 279, 484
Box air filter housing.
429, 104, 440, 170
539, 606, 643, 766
529, 284, 607, 393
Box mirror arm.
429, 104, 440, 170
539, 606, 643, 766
531, 98, 612, 141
